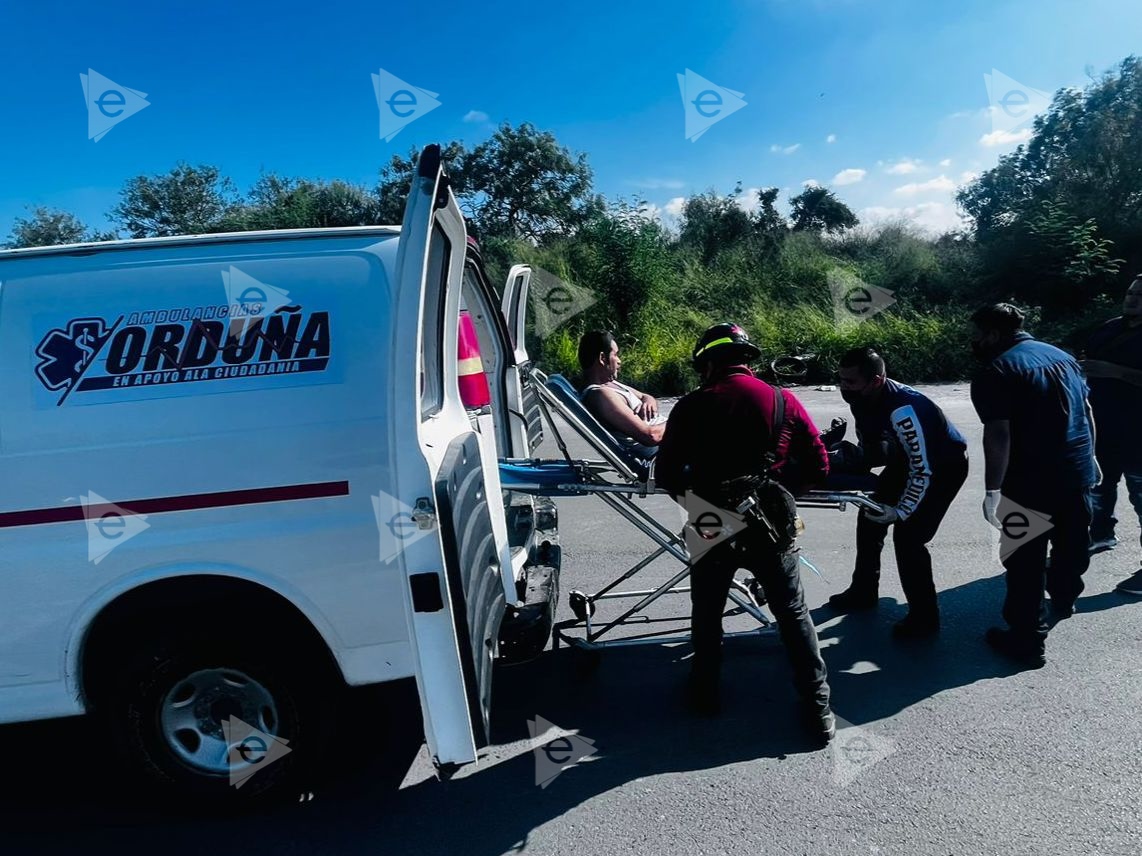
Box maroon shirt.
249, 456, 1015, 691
656, 366, 829, 496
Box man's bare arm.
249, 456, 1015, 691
622, 384, 659, 419
588, 389, 665, 445
982, 420, 1011, 491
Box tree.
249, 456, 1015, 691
6, 206, 91, 248
460, 123, 604, 242
224, 175, 384, 231
789, 186, 858, 233
375, 126, 603, 242
112, 163, 237, 238
958, 56, 1142, 294
375, 141, 470, 225
678, 186, 754, 264
755, 187, 786, 235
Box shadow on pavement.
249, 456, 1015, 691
0, 642, 824, 856
2, 570, 1134, 855
812, 569, 1140, 726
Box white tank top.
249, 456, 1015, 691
583, 381, 668, 426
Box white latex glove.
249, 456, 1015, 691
864, 504, 900, 525
982, 490, 1002, 529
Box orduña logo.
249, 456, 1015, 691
529, 268, 598, 339
984, 69, 1052, 136
80, 69, 149, 142
81, 490, 149, 565
528, 714, 598, 789
831, 715, 897, 788
371, 490, 433, 564
372, 68, 442, 142
677, 69, 746, 142
221, 266, 293, 322
679, 491, 751, 563
991, 495, 1053, 564
222, 716, 292, 789
828, 267, 896, 328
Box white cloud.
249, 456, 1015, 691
770, 143, 801, 155
734, 187, 762, 214
664, 196, 686, 218
859, 201, 965, 234
883, 158, 922, 175
826, 133, 837, 143
979, 128, 1032, 147
802, 178, 821, 188
834, 168, 866, 186
939, 158, 952, 167
960, 171, 979, 183
630, 178, 685, 190
894, 174, 956, 196
462, 110, 489, 123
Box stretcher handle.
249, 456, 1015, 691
797, 491, 887, 515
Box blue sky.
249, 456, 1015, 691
2, 0, 1140, 239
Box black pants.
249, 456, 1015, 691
850, 454, 969, 619
1001, 487, 1092, 650
690, 540, 829, 709
1089, 428, 1142, 549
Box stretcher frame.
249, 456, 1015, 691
503, 367, 886, 654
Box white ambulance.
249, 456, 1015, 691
0, 145, 558, 804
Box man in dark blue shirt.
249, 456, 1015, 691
970, 304, 1098, 668
1081, 276, 1142, 595
828, 348, 969, 639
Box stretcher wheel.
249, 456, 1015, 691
568, 590, 595, 622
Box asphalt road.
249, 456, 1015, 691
3, 384, 1141, 855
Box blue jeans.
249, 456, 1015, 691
1090, 431, 1142, 550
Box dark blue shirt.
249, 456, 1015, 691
850, 379, 968, 521
970, 332, 1097, 493
1085, 316, 1142, 436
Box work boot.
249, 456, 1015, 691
1115, 568, 1142, 596
800, 700, 836, 746
985, 627, 1046, 669
891, 612, 939, 639
1089, 536, 1117, 555
828, 586, 878, 612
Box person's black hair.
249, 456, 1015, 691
970, 303, 1026, 335
838, 346, 886, 381
578, 330, 616, 372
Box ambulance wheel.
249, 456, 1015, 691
569, 590, 595, 622
99, 628, 333, 809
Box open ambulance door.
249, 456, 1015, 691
500, 264, 544, 456
389, 144, 514, 776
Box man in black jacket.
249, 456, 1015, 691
1081, 276, 1142, 594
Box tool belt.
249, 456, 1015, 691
704, 473, 802, 554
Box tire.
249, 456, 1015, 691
98, 628, 333, 810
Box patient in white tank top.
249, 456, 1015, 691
577, 331, 666, 449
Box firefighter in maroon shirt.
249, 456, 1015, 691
656, 323, 835, 743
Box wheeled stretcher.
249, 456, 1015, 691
498, 368, 887, 653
